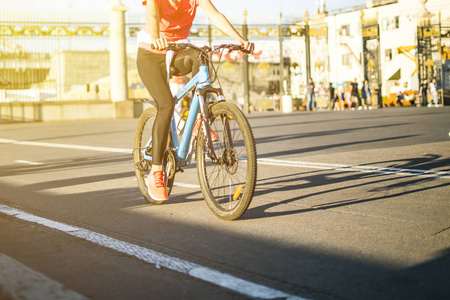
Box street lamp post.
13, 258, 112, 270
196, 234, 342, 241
279, 13, 284, 97
305, 11, 311, 83
109, 0, 129, 103
242, 10, 250, 114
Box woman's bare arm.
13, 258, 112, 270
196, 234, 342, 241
199, 0, 254, 52
146, 1, 168, 50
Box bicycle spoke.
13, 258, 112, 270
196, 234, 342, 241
197, 102, 256, 220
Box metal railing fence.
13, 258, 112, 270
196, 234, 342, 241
1, 11, 297, 105
1, 11, 110, 102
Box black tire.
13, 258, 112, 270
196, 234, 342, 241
196, 102, 257, 220
133, 104, 174, 204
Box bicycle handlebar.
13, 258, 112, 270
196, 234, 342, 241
164, 43, 253, 54
212, 44, 253, 54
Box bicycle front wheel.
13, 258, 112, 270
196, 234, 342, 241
196, 102, 257, 220
134, 104, 174, 205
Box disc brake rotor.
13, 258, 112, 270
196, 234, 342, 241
222, 147, 238, 175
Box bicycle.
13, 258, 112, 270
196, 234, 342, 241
133, 43, 257, 220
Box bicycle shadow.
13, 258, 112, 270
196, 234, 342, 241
2, 150, 448, 220
242, 154, 450, 220
368, 154, 450, 172
1, 158, 448, 300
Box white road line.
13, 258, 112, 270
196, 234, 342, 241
0, 254, 87, 300
258, 158, 450, 179
14, 160, 44, 166
0, 138, 131, 154
173, 182, 201, 189
0, 204, 306, 300
2, 138, 449, 179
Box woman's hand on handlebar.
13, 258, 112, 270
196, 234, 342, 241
151, 37, 169, 50
240, 40, 255, 53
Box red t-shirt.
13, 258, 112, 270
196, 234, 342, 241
143, 0, 199, 42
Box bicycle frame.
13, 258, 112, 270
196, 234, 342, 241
142, 58, 219, 167
134, 43, 256, 219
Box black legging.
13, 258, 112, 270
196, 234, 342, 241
137, 47, 200, 165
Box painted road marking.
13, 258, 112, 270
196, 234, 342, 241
2, 138, 449, 179
173, 182, 201, 189
258, 158, 450, 179
0, 204, 306, 300
14, 160, 44, 166
0, 254, 87, 300
0, 138, 131, 154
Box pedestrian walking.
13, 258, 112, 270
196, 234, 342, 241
306, 77, 316, 111
329, 83, 335, 110
429, 78, 439, 107
361, 79, 372, 110
350, 78, 363, 110
419, 79, 429, 107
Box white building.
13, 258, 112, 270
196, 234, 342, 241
323, 0, 450, 98
326, 9, 364, 84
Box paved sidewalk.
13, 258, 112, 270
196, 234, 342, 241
0, 254, 87, 300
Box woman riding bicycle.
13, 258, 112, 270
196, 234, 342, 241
137, 0, 255, 201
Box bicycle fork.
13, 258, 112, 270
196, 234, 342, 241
196, 90, 218, 163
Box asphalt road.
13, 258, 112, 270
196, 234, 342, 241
1, 106, 449, 300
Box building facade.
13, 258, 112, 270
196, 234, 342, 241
318, 0, 450, 103
1, 0, 450, 109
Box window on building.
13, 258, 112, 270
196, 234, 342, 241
340, 24, 350, 36
382, 16, 400, 30
395, 16, 400, 29
382, 18, 389, 31
385, 49, 393, 61
342, 53, 351, 67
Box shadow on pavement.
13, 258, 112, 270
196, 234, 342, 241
0, 154, 131, 178
254, 123, 410, 146
1, 171, 448, 300
258, 134, 418, 158
1, 145, 449, 299
369, 154, 450, 172
245, 153, 450, 220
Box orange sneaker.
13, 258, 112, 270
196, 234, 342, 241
146, 171, 168, 201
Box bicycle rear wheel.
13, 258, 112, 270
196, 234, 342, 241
196, 102, 257, 220
134, 104, 174, 204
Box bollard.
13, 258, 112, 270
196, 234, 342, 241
282, 95, 293, 113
